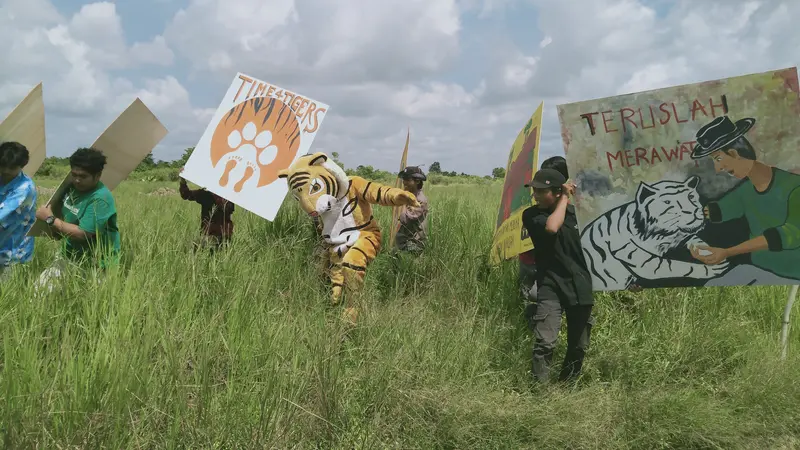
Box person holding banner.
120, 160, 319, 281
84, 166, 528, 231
178, 168, 235, 253
34, 148, 120, 294
520, 156, 568, 326
394, 166, 429, 253
0, 141, 37, 281
522, 167, 594, 384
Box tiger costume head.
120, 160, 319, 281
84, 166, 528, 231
278, 152, 350, 217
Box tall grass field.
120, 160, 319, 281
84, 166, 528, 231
2, 176, 800, 448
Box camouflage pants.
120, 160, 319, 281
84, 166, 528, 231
530, 288, 595, 383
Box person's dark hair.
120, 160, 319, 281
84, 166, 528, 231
724, 136, 756, 160
0, 141, 30, 169
69, 147, 107, 175
541, 155, 568, 179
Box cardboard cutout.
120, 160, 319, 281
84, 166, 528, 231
0, 83, 46, 174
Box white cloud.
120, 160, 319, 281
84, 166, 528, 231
163, 0, 461, 85
67, 2, 127, 69
389, 83, 477, 117
0, 0, 202, 160
130, 36, 174, 66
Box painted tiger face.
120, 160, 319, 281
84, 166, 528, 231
278, 152, 348, 217
635, 175, 704, 234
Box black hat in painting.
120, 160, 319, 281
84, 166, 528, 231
691, 115, 755, 159
399, 166, 427, 180
525, 168, 566, 189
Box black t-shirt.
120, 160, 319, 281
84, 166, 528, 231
521, 204, 593, 306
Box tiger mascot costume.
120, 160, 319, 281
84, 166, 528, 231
278, 152, 420, 324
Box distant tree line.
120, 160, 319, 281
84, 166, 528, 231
37, 149, 508, 182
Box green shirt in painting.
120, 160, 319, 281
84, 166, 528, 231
60, 181, 120, 268
707, 167, 800, 280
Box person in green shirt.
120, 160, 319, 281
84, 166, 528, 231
34, 147, 120, 294
689, 115, 800, 285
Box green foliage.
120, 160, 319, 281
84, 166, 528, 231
331, 151, 345, 170
33, 150, 497, 184
492, 167, 506, 179
1, 177, 798, 447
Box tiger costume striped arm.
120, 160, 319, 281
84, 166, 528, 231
349, 176, 420, 208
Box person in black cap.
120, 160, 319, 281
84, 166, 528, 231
522, 166, 594, 384
394, 166, 429, 253
519, 156, 569, 310
688, 115, 800, 284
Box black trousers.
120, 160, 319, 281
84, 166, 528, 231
530, 285, 594, 383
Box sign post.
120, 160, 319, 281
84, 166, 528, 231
389, 128, 410, 249
781, 285, 799, 360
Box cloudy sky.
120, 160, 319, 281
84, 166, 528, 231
1, 0, 798, 176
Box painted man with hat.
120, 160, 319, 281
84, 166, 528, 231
689, 115, 800, 285
394, 165, 429, 253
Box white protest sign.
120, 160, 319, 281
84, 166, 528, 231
181, 73, 330, 221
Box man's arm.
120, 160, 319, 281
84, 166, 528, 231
399, 197, 427, 224
705, 184, 745, 223
545, 195, 570, 234
179, 180, 202, 202
51, 218, 93, 241
692, 187, 800, 264
763, 186, 800, 251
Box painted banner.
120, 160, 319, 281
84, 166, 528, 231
0, 83, 46, 175
490, 101, 543, 264
389, 128, 410, 248
557, 67, 800, 291
181, 72, 329, 221
28, 98, 167, 237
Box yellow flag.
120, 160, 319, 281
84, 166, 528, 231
489, 102, 543, 264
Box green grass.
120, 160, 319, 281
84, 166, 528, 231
2, 177, 800, 448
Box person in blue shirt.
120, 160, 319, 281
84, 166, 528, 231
0, 141, 37, 281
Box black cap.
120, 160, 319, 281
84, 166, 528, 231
524, 168, 566, 189
399, 166, 427, 181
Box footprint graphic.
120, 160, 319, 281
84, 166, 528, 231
219, 156, 241, 187
234, 163, 256, 193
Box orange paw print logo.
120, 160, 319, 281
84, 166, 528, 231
210, 97, 302, 192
